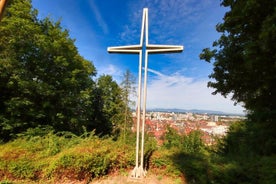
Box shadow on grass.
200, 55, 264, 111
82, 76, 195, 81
144, 149, 155, 170
170, 151, 276, 184
170, 152, 213, 184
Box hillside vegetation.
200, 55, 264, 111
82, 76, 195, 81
0, 130, 137, 183
1, 125, 274, 184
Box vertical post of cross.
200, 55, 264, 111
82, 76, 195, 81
0, 0, 8, 20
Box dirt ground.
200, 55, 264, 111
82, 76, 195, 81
89, 173, 186, 184
1, 171, 186, 184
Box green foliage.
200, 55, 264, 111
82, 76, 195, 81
150, 148, 182, 177
207, 154, 276, 184
0, 0, 129, 141
48, 149, 111, 179
201, 0, 276, 110
152, 127, 212, 182
199, 1, 276, 183
0, 131, 137, 182
156, 124, 276, 184
171, 152, 212, 184
182, 130, 205, 154
216, 120, 271, 158
0, 181, 14, 184
164, 127, 205, 154
0, 0, 96, 140
7, 159, 36, 179
94, 75, 126, 136
200, 0, 276, 123
163, 126, 182, 149
2, 125, 273, 184
210, 121, 276, 184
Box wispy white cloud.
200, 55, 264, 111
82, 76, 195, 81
100, 64, 118, 75
145, 68, 245, 114
88, 1, 109, 34
97, 64, 124, 83
147, 68, 193, 87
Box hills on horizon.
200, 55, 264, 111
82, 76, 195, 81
146, 108, 245, 116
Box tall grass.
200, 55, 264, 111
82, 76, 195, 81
0, 130, 136, 182
0, 128, 158, 183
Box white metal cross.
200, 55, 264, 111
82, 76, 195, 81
107, 8, 183, 178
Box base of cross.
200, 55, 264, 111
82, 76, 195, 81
130, 166, 147, 178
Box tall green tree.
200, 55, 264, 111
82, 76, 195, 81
200, 0, 276, 156
95, 75, 125, 135
200, 0, 276, 122
0, 0, 97, 140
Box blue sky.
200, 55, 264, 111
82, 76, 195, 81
32, 0, 245, 114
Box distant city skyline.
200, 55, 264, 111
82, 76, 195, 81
145, 108, 245, 116
32, 0, 245, 114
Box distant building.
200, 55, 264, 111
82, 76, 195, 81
211, 115, 219, 122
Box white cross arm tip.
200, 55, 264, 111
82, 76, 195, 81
107, 45, 142, 53
147, 44, 184, 53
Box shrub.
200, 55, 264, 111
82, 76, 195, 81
182, 130, 205, 154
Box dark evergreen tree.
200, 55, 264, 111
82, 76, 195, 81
120, 70, 136, 141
